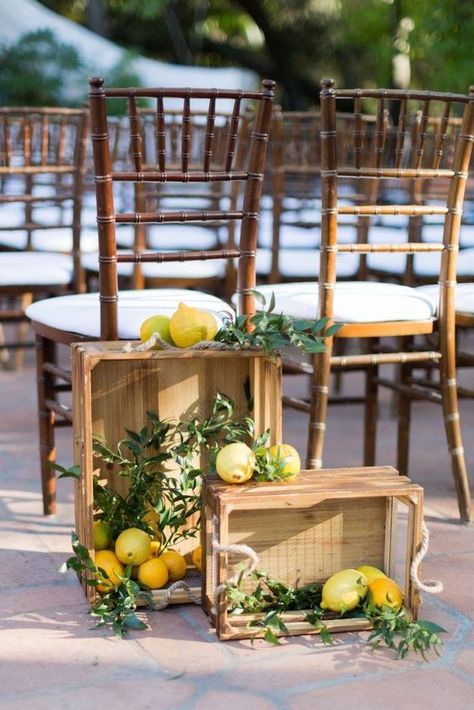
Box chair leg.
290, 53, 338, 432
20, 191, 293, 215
14, 293, 33, 370
440, 359, 472, 523
395, 337, 412, 475
36, 334, 57, 515
307, 346, 333, 469
363, 360, 379, 466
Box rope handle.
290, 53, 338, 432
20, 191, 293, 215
410, 521, 443, 595
212, 541, 260, 605
152, 579, 201, 610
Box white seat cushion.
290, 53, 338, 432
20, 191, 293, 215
0, 227, 99, 253
81, 251, 226, 279
256, 249, 359, 278
368, 247, 474, 277
253, 281, 436, 323
26, 289, 233, 339
0, 252, 73, 286
417, 282, 474, 315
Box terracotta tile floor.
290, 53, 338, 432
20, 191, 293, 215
1, 343, 474, 709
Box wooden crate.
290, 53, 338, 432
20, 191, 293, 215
202, 466, 424, 640
72, 342, 282, 603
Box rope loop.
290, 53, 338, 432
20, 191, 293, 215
410, 521, 443, 595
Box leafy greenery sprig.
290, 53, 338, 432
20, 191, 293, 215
224, 568, 445, 657
60, 533, 151, 638
215, 291, 341, 355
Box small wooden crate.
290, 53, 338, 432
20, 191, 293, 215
202, 466, 423, 640
72, 342, 282, 604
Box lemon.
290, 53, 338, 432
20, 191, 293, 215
95, 550, 124, 593
139, 315, 173, 348
137, 557, 169, 589
191, 545, 202, 572
160, 549, 187, 581
368, 576, 403, 611
141, 508, 163, 540
269, 444, 301, 479
169, 302, 218, 348
320, 569, 368, 613
148, 540, 162, 558
356, 565, 386, 584
93, 520, 113, 551
115, 527, 151, 566
216, 442, 255, 484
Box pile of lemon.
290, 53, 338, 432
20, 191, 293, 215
92, 521, 202, 593
215, 442, 301, 484
321, 565, 403, 613
140, 302, 219, 349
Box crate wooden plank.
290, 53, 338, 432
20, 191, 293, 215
202, 466, 423, 640
72, 342, 282, 603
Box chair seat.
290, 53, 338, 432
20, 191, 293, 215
253, 281, 436, 323
256, 249, 359, 278
81, 251, 226, 279
26, 289, 233, 339
115, 224, 220, 251
0, 252, 73, 286
368, 247, 474, 277
417, 282, 474, 315
0, 227, 99, 253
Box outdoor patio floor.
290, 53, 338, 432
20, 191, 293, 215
1, 342, 474, 709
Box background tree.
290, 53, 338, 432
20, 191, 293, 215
34, 0, 474, 108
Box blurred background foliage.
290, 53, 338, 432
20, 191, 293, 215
2, 0, 473, 108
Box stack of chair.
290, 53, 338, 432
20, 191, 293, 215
256, 80, 474, 522
0, 107, 89, 368
26, 77, 275, 514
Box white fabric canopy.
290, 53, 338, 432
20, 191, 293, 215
0, 0, 257, 110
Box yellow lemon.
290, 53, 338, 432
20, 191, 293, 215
141, 508, 163, 540
169, 302, 218, 348
148, 540, 162, 558
115, 527, 151, 566
95, 550, 124, 593
160, 549, 187, 582
268, 444, 301, 479
216, 442, 255, 484
139, 315, 173, 348
368, 577, 403, 611
137, 557, 169, 589
191, 545, 202, 572
320, 569, 368, 613
356, 565, 386, 585
93, 520, 113, 551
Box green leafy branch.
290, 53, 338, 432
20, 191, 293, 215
364, 602, 446, 660
215, 290, 341, 355
225, 568, 445, 657
60, 533, 151, 638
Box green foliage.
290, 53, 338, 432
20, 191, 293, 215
0, 27, 141, 108
225, 568, 445, 657
364, 602, 446, 660
215, 290, 340, 355
0, 29, 84, 106
60, 533, 151, 638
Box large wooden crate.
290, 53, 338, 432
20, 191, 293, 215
202, 466, 423, 640
72, 342, 282, 603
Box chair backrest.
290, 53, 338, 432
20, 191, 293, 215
88, 77, 275, 339
319, 80, 474, 323
0, 107, 89, 292
265, 108, 383, 283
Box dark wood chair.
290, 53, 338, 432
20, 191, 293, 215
256, 80, 474, 522
0, 107, 88, 368
27, 77, 275, 515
